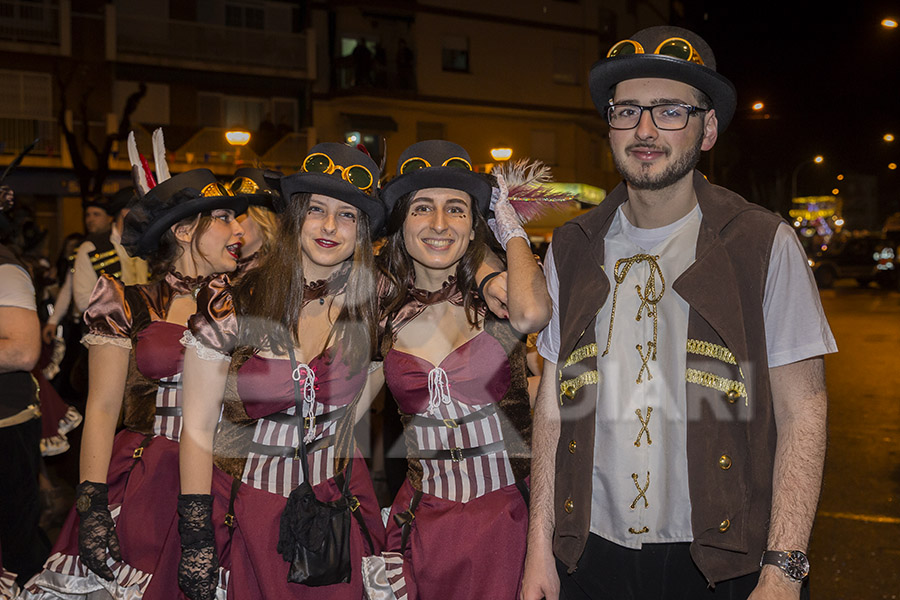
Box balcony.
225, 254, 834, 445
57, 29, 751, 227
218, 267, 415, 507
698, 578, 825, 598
0, 117, 61, 158
0, 0, 68, 54
111, 9, 313, 79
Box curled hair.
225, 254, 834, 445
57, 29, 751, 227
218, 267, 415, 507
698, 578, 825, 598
233, 192, 378, 369
243, 205, 279, 255
121, 190, 217, 278
377, 189, 489, 328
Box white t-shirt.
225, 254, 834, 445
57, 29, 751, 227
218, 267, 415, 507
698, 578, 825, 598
0, 263, 37, 311
537, 206, 837, 548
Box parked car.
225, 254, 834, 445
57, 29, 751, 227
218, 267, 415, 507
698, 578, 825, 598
807, 235, 897, 289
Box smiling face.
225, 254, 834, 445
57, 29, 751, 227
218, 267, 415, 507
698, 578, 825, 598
609, 78, 717, 191
192, 208, 245, 276
299, 193, 359, 281
402, 187, 475, 283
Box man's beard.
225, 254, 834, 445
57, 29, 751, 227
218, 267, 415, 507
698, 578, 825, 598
613, 131, 704, 191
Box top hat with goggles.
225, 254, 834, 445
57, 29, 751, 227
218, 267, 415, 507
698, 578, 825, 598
275, 143, 386, 236
381, 140, 493, 217
589, 26, 737, 132
229, 167, 283, 211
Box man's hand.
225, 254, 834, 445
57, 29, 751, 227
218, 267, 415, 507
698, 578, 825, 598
520, 540, 560, 600
481, 271, 509, 319
42, 321, 57, 345
747, 566, 803, 600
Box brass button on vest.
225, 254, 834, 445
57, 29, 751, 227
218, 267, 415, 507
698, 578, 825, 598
564, 498, 574, 513
718, 519, 730, 533
568, 440, 577, 454
718, 455, 732, 470
563, 385, 576, 399
726, 389, 740, 403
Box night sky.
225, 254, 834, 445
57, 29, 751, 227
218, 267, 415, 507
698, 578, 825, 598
678, 2, 899, 210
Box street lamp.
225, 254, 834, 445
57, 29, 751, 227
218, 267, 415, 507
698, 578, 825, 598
791, 155, 824, 200
884, 133, 895, 143
225, 127, 251, 165
490, 147, 513, 162
882, 18, 898, 28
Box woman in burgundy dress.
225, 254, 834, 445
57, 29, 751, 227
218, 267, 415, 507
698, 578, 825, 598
179, 143, 387, 600
23, 165, 249, 600
374, 140, 551, 600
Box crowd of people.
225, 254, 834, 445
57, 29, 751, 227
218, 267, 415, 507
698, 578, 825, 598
0, 25, 835, 600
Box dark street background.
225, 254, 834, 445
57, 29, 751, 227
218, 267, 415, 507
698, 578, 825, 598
811, 282, 900, 599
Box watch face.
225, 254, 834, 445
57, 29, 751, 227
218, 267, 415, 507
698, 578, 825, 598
784, 551, 810, 580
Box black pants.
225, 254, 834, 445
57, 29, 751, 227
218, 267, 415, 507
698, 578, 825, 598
0, 418, 51, 584
557, 533, 810, 600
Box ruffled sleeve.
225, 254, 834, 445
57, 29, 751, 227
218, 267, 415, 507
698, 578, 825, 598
81, 274, 133, 349
183, 274, 238, 361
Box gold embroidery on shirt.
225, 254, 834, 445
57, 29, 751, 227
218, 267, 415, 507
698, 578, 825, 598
564, 343, 598, 368
634, 407, 652, 447
685, 368, 748, 406
630, 472, 650, 509
686, 339, 736, 365
628, 526, 650, 535
602, 254, 665, 384
558, 370, 599, 402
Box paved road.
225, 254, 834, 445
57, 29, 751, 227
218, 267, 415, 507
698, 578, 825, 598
810, 283, 900, 600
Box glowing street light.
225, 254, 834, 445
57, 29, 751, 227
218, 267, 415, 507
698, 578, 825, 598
884, 133, 895, 142
752, 102, 765, 111
225, 129, 251, 146
490, 147, 513, 162
890, 163, 898, 171
814, 155, 824, 164
882, 18, 898, 28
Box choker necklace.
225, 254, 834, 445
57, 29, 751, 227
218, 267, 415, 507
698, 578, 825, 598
166, 270, 213, 300
302, 263, 351, 307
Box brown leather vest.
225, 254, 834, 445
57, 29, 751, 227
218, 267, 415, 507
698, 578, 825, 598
551, 171, 782, 584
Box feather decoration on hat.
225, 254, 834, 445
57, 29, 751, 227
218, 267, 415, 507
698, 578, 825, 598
127, 131, 151, 197
140, 154, 157, 189
494, 159, 578, 222
151, 128, 172, 183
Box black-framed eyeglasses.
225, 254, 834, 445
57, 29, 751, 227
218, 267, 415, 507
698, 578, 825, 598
606, 103, 709, 131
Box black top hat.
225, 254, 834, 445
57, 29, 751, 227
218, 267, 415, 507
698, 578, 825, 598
108, 186, 137, 217
381, 140, 493, 216
589, 26, 737, 132
122, 168, 249, 258
230, 167, 283, 211
275, 143, 386, 236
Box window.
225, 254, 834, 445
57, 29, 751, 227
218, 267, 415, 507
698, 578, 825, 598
197, 93, 297, 132
0, 70, 52, 119
442, 36, 469, 73
225, 2, 264, 29
553, 46, 580, 85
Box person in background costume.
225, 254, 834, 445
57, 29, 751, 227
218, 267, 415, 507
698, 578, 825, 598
521, 26, 836, 600
23, 128, 249, 600
228, 167, 282, 278
370, 140, 551, 600
179, 143, 387, 600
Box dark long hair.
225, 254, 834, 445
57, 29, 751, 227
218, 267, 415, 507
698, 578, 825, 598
377, 189, 489, 328
233, 192, 377, 369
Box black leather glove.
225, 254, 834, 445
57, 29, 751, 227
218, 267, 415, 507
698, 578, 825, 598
177, 494, 219, 600
75, 481, 122, 581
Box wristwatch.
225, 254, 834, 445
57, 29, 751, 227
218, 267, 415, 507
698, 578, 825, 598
760, 550, 810, 582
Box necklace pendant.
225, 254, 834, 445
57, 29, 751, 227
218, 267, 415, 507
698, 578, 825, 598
319, 297, 325, 305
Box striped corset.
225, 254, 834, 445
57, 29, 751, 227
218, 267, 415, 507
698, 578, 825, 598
240, 400, 343, 497
413, 366, 514, 502
152, 373, 183, 442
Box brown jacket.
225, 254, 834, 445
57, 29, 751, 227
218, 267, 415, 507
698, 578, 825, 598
551, 171, 782, 583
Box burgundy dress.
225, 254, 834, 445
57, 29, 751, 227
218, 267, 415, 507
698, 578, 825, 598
23, 273, 234, 600
187, 276, 385, 599
378, 279, 532, 600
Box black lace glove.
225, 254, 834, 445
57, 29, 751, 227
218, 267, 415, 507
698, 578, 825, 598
178, 494, 219, 600
75, 481, 122, 581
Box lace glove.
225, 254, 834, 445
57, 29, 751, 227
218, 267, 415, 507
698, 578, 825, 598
487, 173, 529, 250
75, 481, 122, 581
177, 494, 219, 600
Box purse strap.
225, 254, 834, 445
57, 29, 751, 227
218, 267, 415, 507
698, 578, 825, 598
286, 346, 354, 496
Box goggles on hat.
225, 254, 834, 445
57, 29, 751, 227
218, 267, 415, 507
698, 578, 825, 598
302, 152, 374, 192
399, 156, 473, 175
606, 36, 704, 65
229, 176, 262, 195
200, 182, 235, 197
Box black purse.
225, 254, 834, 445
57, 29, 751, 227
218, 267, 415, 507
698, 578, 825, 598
275, 347, 356, 586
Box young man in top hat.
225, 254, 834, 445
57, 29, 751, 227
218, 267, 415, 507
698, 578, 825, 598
521, 26, 836, 599
72, 187, 148, 314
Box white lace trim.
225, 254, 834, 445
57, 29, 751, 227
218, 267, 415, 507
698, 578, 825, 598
426, 367, 452, 416
81, 333, 132, 349
180, 330, 230, 362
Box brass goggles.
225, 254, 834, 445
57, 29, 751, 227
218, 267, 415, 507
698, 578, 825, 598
399, 156, 472, 175
607, 36, 704, 65
200, 182, 235, 197
229, 176, 262, 195
302, 152, 374, 192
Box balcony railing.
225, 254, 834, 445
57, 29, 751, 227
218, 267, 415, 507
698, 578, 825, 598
0, 0, 60, 46
115, 14, 308, 75
0, 117, 61, 157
